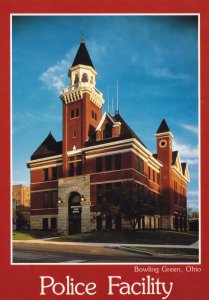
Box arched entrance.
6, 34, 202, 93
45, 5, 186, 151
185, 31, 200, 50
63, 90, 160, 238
68, 192, 82, 234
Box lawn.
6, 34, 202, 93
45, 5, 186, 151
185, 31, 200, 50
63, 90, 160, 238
52, 230, 198, 245
13, 230, 58, 240
13, 230, 198, 245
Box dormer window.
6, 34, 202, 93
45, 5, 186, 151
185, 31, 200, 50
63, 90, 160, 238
103, 123, 112, 139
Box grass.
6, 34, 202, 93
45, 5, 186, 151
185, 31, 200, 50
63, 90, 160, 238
52, 230, 198, 245
122, 246, 199, 256
13, 230, 198, 245
13, 230, 58, 240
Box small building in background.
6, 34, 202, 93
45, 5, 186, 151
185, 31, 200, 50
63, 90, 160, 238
12, 185, 30, 229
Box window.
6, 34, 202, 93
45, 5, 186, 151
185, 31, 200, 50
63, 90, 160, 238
76, 161, 82, 176
43, 192, 49, 208
52, 167, 57, 180
76, 108, 79, 117
96, 157, 103, 172
88, 125, 96, 140
114, 154, 121, 170
115, 182, 122, 189
51, 191, 57, 208
42, 218, 48, 230
57, 166, 62, 178
136, 157, 144, 174
69, 163, 74, 177
105, 156, 112, 171
157, 172, 160, 185
43, 169, 49, 181
82, 73, 88, 82
148, 167, 151, 180
74, 73, 79, 85
174, 180, 178, 204
96, 184, 103, 205
139, 158, 144, 174
71, 110, 75, 118
91, 111, 97, 121
51, 218, 57, 230
104, 123, 112, 139
153, 170, 156, 183
105, 183, 112, 190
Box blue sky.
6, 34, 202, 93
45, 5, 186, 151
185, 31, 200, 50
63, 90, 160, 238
12, 15, 199, 211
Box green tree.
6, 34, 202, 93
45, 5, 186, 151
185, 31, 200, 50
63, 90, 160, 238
98, 182, 160, 231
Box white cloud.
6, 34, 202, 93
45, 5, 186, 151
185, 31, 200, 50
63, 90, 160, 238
173, 140, 198, 158
39, 46, 77, 94
39, 40, 107, 94
186, 159, 199, 165
172, 140, 198, 165
188, 190, 199, 197
144, 65, 190, 80
180, 124, 198, 135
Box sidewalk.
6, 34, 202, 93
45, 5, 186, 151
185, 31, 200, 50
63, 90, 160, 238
13, 238, 199, 249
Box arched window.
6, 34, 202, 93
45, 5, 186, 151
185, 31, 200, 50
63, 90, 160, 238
103, 123, 112, 139
82, 73, 88, 83
74, 73, 79, 85
90, 76, 94, 84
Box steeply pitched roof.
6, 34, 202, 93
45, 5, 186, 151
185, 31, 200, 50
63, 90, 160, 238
181, 162, 187, 175
156, 118, 170, 134
114, 114, 146, 148
152, 153, 163, 164
31, 132, 62, 160
85, 112, 146, 148
71, 39, 94, 69
172, 151, 178, 165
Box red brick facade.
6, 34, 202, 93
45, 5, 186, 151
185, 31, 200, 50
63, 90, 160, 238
27, 39, 189, 233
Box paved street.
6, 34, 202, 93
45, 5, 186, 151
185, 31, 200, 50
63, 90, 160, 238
13, 241, 198, 264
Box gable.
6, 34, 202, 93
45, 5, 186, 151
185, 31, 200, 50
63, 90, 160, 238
172, 151, 182, 173
182, 162, 190, 182
31, 133, 62, 160
96, 112, 120, 132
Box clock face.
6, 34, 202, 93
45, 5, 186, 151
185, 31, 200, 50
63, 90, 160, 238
159, 139, 167, 148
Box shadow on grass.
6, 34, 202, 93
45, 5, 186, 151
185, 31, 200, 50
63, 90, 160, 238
53, 230, 198, 245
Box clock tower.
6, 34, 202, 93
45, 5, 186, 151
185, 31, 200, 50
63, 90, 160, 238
155, 119, 174, 215
60, 37, 105, 177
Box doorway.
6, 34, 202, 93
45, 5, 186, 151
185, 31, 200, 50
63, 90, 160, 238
68, 192, 81, 234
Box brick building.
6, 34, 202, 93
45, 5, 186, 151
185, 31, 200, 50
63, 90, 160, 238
12, 184, 30, 228
27, 38, 190, 234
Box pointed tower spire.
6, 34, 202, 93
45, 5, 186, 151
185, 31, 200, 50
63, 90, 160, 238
71, 39, 94, 69
156, 118, 170, 134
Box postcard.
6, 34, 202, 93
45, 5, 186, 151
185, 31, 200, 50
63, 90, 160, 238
0, 0, 208, 299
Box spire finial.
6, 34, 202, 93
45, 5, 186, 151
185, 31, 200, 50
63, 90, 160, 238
81, 32, 84, 43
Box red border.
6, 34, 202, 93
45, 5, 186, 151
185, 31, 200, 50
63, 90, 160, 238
1, 0, 209, 299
